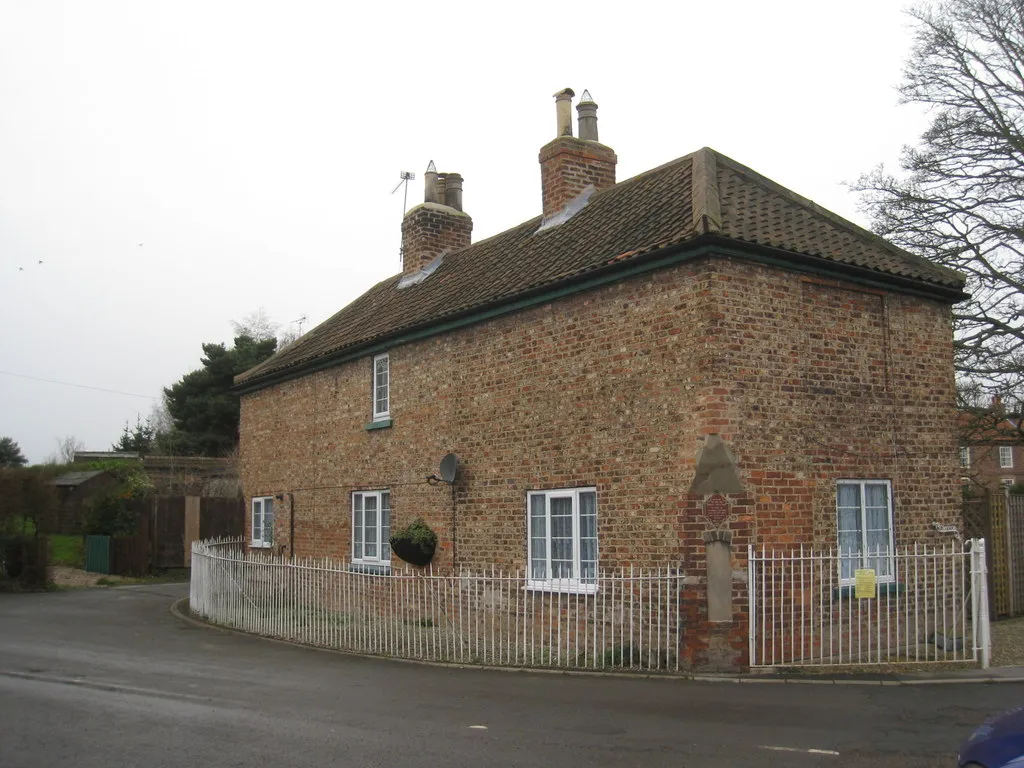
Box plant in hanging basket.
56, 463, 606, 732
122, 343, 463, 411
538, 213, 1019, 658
389, 518, 437, 566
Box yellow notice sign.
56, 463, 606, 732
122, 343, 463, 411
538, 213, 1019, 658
855, 569, 877, 599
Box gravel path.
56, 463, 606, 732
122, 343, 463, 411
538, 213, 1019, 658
991, 615, 1024, 667
48, 566, 135, 588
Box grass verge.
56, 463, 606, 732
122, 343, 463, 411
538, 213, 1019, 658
49, 535, 84, 567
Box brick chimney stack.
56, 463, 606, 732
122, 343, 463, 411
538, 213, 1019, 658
538, 88, 617, 220
401, 160, 473, 275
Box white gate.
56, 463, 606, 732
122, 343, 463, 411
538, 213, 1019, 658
748, 539, 990, 668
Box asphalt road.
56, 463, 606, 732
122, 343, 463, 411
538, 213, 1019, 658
1, 583, 1021, 768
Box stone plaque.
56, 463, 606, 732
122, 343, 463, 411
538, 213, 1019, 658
704, 493, 729, 526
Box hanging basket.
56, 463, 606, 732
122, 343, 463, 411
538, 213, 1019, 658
389, 518, 437, 567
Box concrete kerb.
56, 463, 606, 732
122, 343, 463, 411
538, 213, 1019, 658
169, 598, 1024, 687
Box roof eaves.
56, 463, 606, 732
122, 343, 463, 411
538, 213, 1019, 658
703, 235, 969, 303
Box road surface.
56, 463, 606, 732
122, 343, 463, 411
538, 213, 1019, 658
1, 583, 1019, 767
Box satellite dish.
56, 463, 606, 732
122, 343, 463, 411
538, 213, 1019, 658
439, 453, 459, 484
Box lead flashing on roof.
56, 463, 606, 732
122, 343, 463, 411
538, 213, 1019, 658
397, 254, 444, 289
536, 184, 596, 233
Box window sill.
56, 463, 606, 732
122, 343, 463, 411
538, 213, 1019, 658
249, 542, 273, 549
833, 581, 903, 599
365, 419, 393, 431
525, 580, 598, 596
349, 562, 391, 575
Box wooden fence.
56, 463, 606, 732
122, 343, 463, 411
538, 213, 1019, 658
963, 491, 1024, 617
83, 496, 243, 576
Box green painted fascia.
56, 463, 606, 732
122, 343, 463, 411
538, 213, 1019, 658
709, 237, 967, 303
235, 237, 965, 396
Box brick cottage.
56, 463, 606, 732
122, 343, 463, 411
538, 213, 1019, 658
234, 89, 967, 669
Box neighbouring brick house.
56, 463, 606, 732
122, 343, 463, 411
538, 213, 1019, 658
959, 400, 1024, 493
235, 89, 967, 669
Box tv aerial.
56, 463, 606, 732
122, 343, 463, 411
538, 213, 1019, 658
392, 170, 416, 215
393, 170, 416, 264
427, 453, 459, 485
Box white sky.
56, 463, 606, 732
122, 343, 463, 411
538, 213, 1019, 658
0, 0, 929, 464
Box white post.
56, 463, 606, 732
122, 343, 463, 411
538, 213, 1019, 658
748, 544, 757, 667
977, 538, 991, 669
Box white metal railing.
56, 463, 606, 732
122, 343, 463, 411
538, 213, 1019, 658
190, 539, 684, 672
748, 538, 990, 668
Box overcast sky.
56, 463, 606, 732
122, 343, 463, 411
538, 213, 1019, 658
0, 0, 929, 464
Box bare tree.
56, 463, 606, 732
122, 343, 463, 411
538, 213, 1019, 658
233, 306, 306, 349
148, 397, 173, 438
232, 307, 279, 343
56, 435, 84, 464
855, 0, 1024, 399
277, 327, 301, 348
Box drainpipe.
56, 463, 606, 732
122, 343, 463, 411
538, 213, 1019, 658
451, 484, 458, 571
289, 493, 295, 560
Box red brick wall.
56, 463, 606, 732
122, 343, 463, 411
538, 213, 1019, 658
242, 259, 713, 568
239, 253, 960, 669
667, 261, 959, 667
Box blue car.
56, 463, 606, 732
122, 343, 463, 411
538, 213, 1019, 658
960, 706, 1024, 767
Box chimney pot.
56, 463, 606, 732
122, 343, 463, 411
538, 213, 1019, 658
443, 172, 464, 212
424, 160, 439, 203
577, 90, 599, 142
553, 87, 575, 137
539, 88, 616, 219
401, 167, 472, 275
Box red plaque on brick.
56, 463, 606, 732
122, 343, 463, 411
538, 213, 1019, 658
704, 494, 729, 525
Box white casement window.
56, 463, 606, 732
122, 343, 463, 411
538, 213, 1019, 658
960, 446, 971, 469
836, 480, 894, 584
352, 490, 391, 566
372, 353, 390, 421
251, 496, 274, 548
1000, 446, 1014, 468
527, 487, 598, 593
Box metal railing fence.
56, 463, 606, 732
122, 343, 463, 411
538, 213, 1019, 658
190, 539, 684, 673
748, 539, 990, 668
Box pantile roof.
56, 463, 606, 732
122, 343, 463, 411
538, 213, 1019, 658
236, 147, 966, 391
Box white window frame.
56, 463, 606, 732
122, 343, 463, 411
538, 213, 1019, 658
836, 480, 895, 585
527, 487, 598, 594
351, 490, 391, 567
1000, 445, 1014, 469
959, 446, 971, 469
1002, 478, 1015, 490
372, 353, 390, 421
251, 496, 274, 548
